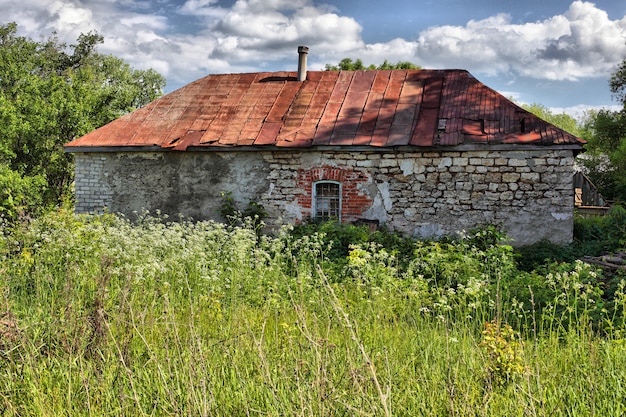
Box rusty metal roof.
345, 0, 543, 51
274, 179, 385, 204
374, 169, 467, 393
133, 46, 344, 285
65, 69, 585, 151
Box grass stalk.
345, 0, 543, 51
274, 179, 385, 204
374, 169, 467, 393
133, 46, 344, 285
318, 265, 392, 417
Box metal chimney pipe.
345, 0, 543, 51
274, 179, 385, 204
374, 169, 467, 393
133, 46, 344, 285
297, 46, 309, 81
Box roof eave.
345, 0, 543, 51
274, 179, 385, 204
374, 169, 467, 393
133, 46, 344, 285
64, 145, 165, 153
65, 143, 585, 154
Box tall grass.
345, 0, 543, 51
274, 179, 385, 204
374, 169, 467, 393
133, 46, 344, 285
1, 210, 625, 415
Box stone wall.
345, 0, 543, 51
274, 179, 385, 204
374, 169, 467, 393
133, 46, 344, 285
73, 152, 271, 220
73, 147, 576, 245
261, 149, 576, 245
74, 154, 113, 214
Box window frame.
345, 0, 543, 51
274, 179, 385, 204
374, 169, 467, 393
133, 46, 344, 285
312, 180, 342, 221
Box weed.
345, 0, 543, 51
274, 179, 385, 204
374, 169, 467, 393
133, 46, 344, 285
219, 191, 266, 231
480, 320, 525, 387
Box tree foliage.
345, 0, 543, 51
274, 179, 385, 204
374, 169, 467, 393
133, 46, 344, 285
325, 58, 420, 71
579, 109, 626, 202
609, 59, 626, 108
578, 58, 626, 202
0, 22, 165, 220
521, 103, 581, 137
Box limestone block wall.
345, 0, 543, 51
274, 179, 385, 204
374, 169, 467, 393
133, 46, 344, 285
259, 149, 576, 245
73, 147, 576, 245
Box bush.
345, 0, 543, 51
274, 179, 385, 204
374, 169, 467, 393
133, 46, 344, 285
480, 320, 525, 387
0, 165, 47, 223
515, 206, 626, 272
290, 221, 385, 260
408, 226, 515, 288
574, 205, 626, 251
514, 239, 578, 272
501, 260, 607, 332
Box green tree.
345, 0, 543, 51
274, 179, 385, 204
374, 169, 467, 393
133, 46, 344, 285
609, 59, 626, 108
325, 58, 420, 71
578, 59, 626, 202
521, 103, 581, 136
579, 109, 626, 202
0, 23, 165, 219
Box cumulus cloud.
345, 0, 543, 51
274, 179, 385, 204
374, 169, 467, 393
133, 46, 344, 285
550, 104, 622, 120
178, 0, 227, 18
208, 1, 364, 60
413, 1, 626, 81
47, 1, 95, 34
0, 0, 624, 95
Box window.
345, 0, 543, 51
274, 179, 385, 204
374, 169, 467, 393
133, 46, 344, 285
314, 181, 341, 221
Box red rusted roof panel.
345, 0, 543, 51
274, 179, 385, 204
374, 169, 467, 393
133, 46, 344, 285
254, 122, 282, 145
312, 125, 333, 145
65, 69, 585, 150
411, 107, 438, 146
371, 71, 391, 93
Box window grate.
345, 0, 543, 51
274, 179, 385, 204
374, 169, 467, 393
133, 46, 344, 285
314, 182, 340, 221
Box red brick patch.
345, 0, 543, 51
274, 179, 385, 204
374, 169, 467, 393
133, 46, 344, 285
296, 165, 373, 222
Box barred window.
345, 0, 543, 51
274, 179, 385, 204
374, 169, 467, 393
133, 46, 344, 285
314, 181, 341, 221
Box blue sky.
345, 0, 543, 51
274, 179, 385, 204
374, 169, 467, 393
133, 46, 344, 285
2, 0, 626, 118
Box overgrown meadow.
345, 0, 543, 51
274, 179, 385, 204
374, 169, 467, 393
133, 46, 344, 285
1, 209, 626, 416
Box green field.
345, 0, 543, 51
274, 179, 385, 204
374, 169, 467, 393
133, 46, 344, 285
1, 210, 625, 416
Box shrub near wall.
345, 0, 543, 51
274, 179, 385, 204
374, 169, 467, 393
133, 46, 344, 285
0, 165, 47, 222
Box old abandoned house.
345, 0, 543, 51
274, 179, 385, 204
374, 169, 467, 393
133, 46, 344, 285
64, 48, 585, 245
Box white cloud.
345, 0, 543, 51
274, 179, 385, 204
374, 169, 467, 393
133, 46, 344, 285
0, 0, 624, 94
210, 0, 363, 57
413, 1, 626, 81
119, 15, 169, 31
551, 104, 622, 120
47, 1, 96, 35
178, 0, 226, 17
180, 0, 219, 11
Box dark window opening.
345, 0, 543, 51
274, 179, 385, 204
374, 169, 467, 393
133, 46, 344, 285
314, 182, 341, 221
